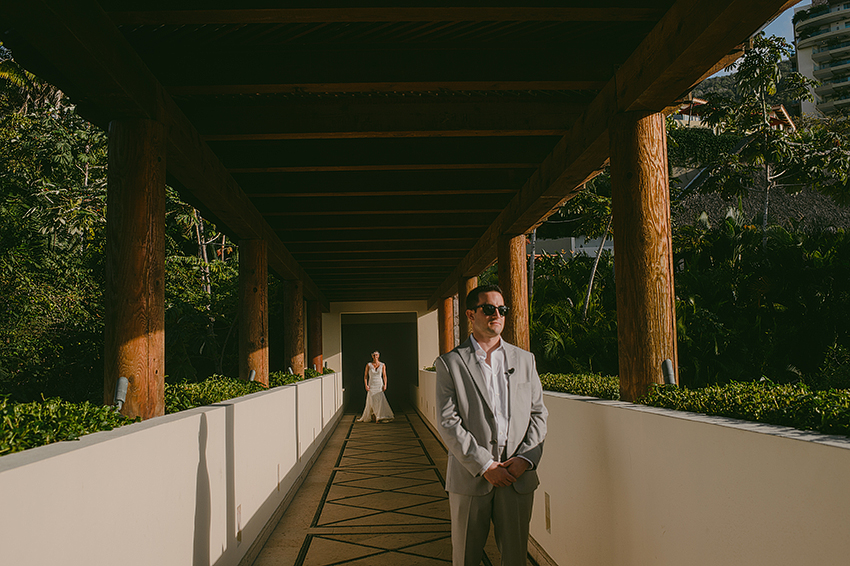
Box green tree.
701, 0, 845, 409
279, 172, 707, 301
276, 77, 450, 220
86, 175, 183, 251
698, 34, 818, 242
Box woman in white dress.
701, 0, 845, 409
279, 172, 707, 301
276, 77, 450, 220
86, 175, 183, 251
357, 351, 394, 423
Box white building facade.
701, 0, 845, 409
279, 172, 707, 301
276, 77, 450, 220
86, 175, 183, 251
795, 1, 850, 115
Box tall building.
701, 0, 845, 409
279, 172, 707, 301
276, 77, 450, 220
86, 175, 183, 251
795, 1, 850, 115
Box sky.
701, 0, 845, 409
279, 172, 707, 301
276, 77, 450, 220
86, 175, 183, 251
711, 5, 796, 77
762, 4, 795, 44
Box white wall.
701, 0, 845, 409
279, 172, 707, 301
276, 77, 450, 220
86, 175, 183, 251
413, 374, 850, 565
0, 373, 343, 566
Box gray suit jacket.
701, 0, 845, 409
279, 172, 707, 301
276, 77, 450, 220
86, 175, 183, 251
436, 338, 548, 496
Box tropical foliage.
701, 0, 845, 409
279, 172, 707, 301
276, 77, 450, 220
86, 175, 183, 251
530, 252, 618, 376
0, 395, 136, 456
0, 46, 269, 402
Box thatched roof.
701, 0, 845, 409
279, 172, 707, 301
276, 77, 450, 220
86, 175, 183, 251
673, 185, 850, 232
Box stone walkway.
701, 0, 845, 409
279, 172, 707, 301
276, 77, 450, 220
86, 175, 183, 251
254, 411, 502, 566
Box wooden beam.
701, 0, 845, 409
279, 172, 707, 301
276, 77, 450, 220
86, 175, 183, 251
427, 0, 795, 309
187, 99, 584, 140
276, 227, 488, 242
284, 279, 305, 377
169, 81, 608, 96
252, 194, 511, 215
107, 7, 666, 25
229, 164, 538, 173
266, 212, 494, 231
104, 118, 165, 420
438, 296, 455, 355
210, 136, 561, 171
498, 235, 530, 350
610, 112, 677, 402
239, 239, 269, 386
234, 169, 529, 196
458, 276, 478, 343
286, 241, 476, 253
0, 0, 328, 308
307, 300, 323, 372
145, 47, 620, 89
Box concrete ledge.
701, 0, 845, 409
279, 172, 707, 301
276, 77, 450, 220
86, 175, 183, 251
0, 373, 343, 566
414, 376, 850, 566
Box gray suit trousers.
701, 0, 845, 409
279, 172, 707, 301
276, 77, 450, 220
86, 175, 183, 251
449, 487, 534, 566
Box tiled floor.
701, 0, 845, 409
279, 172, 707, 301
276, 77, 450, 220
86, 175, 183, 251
254, 411, 501, 566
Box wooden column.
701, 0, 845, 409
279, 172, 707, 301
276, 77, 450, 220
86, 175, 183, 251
307, 300, 323, 372
239, 239, 268, 385
438, 295, 455, 355
104, 119, 166, 420
610, 111, 678, 402
498, 234, 530, 350
457, 276, 478, 343
284, 279, 305, 376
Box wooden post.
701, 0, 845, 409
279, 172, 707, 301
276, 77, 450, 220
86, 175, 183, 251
307, 300, 323, 372
239, 239, 268, 386
104, 119, 166, 420
457, 276, 478, 343
610, 111, 678, 402
438, 295, 455, 355
498, 234, 530, 350
284, 279, 305, 376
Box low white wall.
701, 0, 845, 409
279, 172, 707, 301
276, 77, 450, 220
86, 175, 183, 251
413, 373, 850, 565
0, 373, 343, 566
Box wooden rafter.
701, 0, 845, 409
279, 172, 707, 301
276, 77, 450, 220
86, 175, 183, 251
106, 7, 667, 25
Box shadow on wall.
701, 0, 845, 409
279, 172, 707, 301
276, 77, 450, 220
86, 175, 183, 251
341, 313, 418, 412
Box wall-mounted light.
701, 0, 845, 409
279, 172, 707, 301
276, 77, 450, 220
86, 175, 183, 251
114, 376, 129, 411
662, 359, 676, 385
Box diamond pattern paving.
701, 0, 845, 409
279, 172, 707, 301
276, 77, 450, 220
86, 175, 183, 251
255, 411, 502, 566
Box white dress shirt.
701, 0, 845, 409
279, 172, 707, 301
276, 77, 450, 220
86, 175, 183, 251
470, 335, 510, 476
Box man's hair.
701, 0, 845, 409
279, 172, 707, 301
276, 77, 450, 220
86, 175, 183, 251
465, 284, 503, 311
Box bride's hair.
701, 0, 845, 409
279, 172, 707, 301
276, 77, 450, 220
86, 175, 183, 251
371, 350, 380, 356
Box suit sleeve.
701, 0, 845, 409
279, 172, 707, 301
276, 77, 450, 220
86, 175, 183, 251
435, 355, 494, 477
514, 353, 548, 468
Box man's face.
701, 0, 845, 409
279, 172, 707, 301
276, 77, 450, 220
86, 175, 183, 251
467, 291, 505, 340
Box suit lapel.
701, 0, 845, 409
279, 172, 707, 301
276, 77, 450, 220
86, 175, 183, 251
457, 338, 495, 416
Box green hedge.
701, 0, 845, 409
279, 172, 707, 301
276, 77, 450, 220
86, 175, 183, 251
1, 369, 336, 455
164, 370, 335, 413
0, 396, 136, 456
539, 373, 620, 400
541, 372, 850, 437
641, 382, 850, 437
164, 375, 268, 413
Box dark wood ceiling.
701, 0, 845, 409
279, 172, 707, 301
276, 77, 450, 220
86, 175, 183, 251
1, 1, 796, 307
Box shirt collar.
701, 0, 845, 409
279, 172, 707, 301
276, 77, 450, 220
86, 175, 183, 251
469, 335, 506, 360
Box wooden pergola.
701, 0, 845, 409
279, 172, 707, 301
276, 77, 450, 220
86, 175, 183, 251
1, 0, 796, 418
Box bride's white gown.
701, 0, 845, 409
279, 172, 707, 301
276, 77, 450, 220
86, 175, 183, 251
357, 362, 394, 422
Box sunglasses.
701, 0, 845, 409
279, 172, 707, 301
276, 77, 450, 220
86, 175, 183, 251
471, 304, 510, 317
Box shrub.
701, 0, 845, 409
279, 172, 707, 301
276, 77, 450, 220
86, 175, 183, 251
164, 375, 266, 414
641, 382, 850, 437
539, 373, 620, 400
269, 371, 304, 388
540, 372, 850, 437
0, 395, 136, 455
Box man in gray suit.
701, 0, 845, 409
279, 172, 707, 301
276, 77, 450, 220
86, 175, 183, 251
436, 284, 548, 566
